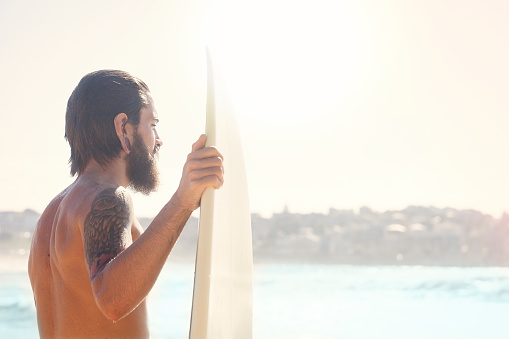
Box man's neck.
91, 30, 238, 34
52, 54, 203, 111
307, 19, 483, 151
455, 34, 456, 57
79, 158, 130, 188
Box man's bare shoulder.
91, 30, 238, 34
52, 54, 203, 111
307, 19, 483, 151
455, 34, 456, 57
30, 184, 75, 252
81, 184, 135, 279
38, 185, 74, 224
85, 184, 133, 210
55, 182, 132, 226
80, 184, 134, 232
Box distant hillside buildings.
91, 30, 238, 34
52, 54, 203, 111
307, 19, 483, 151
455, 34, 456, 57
1, 206, 508, 266
251, 206, 509, 266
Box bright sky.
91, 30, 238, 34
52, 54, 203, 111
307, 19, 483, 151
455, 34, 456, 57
0, 0, 508, 218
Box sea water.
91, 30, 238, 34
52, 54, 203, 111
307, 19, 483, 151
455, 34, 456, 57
1, 263, 508, 339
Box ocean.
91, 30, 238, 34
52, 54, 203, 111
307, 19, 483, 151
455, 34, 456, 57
1, 262, 508, 339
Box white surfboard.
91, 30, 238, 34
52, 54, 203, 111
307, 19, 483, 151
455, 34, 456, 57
189, 48, 253, 339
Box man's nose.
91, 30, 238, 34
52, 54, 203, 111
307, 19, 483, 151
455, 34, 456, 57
155, 131, 163, 149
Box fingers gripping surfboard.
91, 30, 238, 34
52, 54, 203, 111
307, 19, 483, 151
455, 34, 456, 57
189, 49, 253, 339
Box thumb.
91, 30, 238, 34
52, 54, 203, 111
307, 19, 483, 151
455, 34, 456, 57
192, 134, 207, 152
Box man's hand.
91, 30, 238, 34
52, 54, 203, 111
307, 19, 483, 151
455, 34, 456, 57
173, 134, 224, 211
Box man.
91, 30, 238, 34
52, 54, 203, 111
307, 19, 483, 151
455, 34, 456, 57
28, 70, 224, 338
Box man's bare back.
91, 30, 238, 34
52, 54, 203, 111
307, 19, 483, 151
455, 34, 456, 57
28, 181, 148, 338
28, 70, 224, 338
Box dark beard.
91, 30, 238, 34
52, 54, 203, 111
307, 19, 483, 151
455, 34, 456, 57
126, 132, 160, 195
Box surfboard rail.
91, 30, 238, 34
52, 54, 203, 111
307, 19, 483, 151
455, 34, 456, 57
189, 48, 253, 339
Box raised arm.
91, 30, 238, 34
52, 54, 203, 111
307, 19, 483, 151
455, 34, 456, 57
84, 134, 223, 322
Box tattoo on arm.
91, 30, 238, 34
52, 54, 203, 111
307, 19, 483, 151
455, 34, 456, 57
84, 188, 130, 280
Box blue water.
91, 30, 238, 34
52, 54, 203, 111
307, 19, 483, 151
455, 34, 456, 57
1, 264, 508, 338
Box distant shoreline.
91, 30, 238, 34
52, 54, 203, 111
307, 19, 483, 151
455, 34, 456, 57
1, 253, 507, 275
3, 206, 509, 267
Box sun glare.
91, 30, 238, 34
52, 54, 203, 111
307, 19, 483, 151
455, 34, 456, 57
204, 0, 373, 127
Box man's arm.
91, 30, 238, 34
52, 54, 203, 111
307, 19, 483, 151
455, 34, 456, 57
84, 135, 223, 322
84, 187, 132, 280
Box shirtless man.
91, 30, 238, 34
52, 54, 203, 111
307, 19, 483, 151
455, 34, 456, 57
28, 70, 223, 338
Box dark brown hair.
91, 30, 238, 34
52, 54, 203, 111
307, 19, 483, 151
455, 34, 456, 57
65, 70, 150, 176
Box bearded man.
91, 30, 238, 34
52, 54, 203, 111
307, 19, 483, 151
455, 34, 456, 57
28, 70, 224, 338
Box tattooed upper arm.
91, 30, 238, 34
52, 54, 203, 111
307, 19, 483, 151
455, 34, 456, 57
84, 187, 132, 280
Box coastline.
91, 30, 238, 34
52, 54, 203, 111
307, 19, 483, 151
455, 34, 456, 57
1, 253, 507, 275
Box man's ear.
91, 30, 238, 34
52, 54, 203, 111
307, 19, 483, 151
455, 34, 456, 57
114, 113, 132, 154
